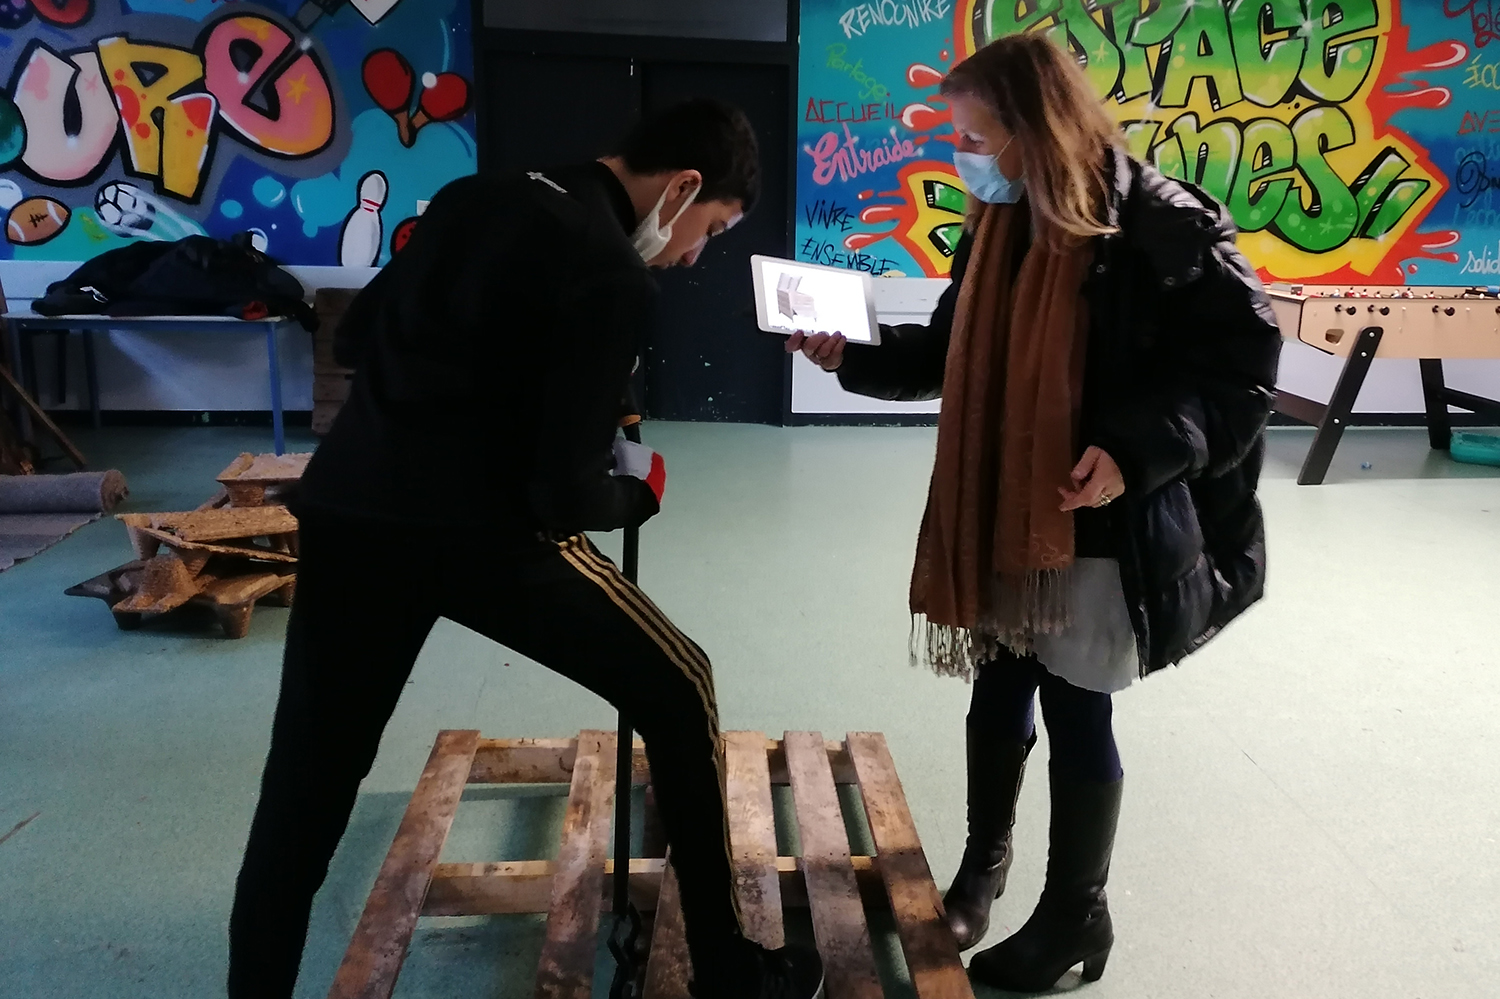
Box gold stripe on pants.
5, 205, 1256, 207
555, 535, 742, 925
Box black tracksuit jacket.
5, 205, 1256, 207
299, 163, 660, 535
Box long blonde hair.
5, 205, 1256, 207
941, 34, 1119, 243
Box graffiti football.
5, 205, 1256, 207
6, 196, 68, 245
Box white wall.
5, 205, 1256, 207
9, 263, 1499, 418
792, 278, 1500, 418
1, 262, 375, 412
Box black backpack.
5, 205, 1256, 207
34, 233, 318, 331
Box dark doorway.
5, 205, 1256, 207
639, 62, 789, 424
480, 54, 638, 175
474, 22, 796, 423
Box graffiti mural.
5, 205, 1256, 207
797, 1, 1500, 285
0, 0, 475, 265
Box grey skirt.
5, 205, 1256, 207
1030, 558, 1139, 694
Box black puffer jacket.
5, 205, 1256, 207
837, 150, 1282, 675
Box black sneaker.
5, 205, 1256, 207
691, 940, 825, 999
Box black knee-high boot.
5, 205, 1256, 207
968, 765, 1122, 992
942, 727, 1036, 950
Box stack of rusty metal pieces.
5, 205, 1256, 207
65, 452, 311, 638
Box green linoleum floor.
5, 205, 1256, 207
1, 423, 1498, 998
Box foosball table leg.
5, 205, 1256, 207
1419, 359, 1453, 452
1298, 325, 1384, 486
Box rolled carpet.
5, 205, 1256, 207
0, 470, 129, 514
0, 471, 129, 571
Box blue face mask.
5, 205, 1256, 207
953, 138, 1022, 204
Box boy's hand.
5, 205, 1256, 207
786, 330, 847, 371
611, 438, 666, 504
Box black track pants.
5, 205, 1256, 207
227, 512, 740, 998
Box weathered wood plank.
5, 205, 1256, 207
534, 730, 616, 999
326, 729, 480, 999
426, 858, 662, 917
784, 731, 883, 999
725, 731, 785, 948
469, 737, 649, 785
847, 733, 973, 999
642, 855, 691, 999
423, 855, 885, 917
468, 736, 856, 786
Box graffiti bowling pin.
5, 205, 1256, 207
340, 170, 388, 266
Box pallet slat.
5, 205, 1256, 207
847, 733, 973, 999
726, 731, 785, 949
534, 730, 617, 999
784, 731, 884, 999
642, 855, 692, 999
468, 737, 857, 787
327, 729, 480, 999
422, 854, 885, 916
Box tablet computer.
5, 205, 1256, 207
750, 254, 882, 345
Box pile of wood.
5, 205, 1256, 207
312, 288, 359, 436
66, 452, 311, 638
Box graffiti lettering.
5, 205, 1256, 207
839, 0, 952, 39
5, 15, 337, 202
799, 235, 900, 275
826, 45, 890, 100
1459, 241, 1500, 272
10, 43, 117, 184
805, 123, 922, 185
202, 15, 334, 158
986, 0, 1380, 110
1458, 109, 1500, 133
1464, 54, 1500, 90
804, 97, 901, 123
804, 198, 856, 231
1447, 0, 1500, 49
97, 36, 217, 200
1456, 150, 1500, 207
963, 0, 1436, 279
1147, 103, 1428, 251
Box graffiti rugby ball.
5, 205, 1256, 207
6, 197, 70, 245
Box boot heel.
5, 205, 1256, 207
1080, 946, 1111, 982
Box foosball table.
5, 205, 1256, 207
1268, 284, 1500, 484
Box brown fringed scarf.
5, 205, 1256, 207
910, 201, 1092, 679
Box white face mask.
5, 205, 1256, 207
632, 182, 699, 262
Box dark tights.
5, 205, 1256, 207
970, 649, 1123, 783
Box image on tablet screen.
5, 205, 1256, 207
757, 260, 873, 341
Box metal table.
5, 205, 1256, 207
2, 312, 297, 455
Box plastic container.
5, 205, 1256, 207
1450, 432, 1500, 467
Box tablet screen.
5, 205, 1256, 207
750, 255, 880, 344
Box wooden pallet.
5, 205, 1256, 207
328, 730, 969, 999
66, 556, 296, 636
215, 452, 313, 507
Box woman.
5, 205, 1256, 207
789, 34, 1280, 993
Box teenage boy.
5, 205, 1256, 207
228, 99, 825, 999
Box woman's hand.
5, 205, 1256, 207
786, 330, 847, 371
1059, 446, 1125, 511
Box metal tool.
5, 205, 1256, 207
609, 404, 647, 999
